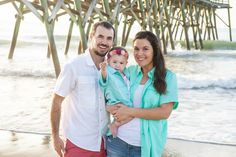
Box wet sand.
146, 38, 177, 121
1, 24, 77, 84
0, 130, 235, 157
0, 130, 57, 157
165, 138, 236, 157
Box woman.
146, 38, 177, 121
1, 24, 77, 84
106, 31, 178, 157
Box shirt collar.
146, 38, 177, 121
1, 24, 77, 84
137, 66, 155, 79
107, 66, 117, 74
107, 66, 129, 77
85, 49, 96, 67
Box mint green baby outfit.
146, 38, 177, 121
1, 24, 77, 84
99, 65, 132, 107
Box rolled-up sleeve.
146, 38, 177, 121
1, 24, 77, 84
159, 71, 178, 109
54, 63, 75, 97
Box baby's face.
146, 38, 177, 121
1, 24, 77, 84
108, 54, 128, 73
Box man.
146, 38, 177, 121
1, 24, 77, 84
50, 21, 115, 157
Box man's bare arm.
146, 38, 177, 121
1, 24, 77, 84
50, 94, 65, 157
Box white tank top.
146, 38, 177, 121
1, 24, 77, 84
117, 84, 144, 146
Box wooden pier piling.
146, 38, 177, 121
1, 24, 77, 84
8, 2, 24, 59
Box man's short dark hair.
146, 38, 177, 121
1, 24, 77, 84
90, 21, 115, 41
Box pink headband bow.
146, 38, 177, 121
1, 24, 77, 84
107, 49, 129, 59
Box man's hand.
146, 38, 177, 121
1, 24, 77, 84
52, 136, 65, 157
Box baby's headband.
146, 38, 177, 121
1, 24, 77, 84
107, 48, 129, 59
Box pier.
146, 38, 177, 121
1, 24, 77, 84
0, 0, 232, 77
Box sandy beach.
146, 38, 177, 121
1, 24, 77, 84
165, 138, 236, 157
0, 130, 235, 157
0, 130, 57, 157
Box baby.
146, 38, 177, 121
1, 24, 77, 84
99, 46, 132, 137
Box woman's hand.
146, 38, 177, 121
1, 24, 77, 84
106, 105, 120, 115
114, 104, 133, 122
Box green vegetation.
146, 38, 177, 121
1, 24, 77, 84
178, 40, 236, 50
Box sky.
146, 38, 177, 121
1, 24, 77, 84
215, 0, 236, 28
0, 0, 235, 39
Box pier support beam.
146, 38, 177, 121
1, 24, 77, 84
8, 3, 24, 59
41, 0, 60, 77
179, 0, 190, 50
64, 19, 74, 55
227, 7, 232, 41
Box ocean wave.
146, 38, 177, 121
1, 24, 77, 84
178, 76, 236, 89
0, 35, 79, 47
176, 40, 236, 50
1, 68, 236, 89
0, 69, 55, 78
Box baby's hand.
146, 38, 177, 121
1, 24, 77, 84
99, 62, 107, 72
100, 62, 107, 79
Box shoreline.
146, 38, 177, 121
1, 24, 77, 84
0, 130, 235, 157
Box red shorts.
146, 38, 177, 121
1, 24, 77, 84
64, 139, 106, 157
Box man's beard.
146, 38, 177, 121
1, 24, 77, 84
94, 50, 107, 57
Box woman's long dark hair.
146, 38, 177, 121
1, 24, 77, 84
133, 31, 167, 94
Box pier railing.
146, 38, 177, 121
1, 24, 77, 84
197, 0, 230, 8
210, 0, 229, 4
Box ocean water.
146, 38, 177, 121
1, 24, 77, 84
1, 35, 236, 146
166, 50, 236, 145
0, 4, 236, 146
